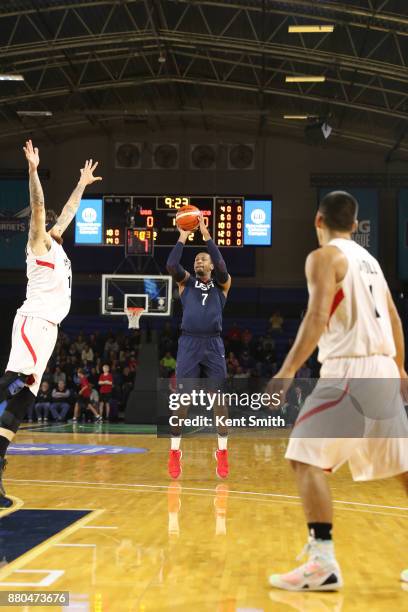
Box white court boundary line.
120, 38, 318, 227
6, 481, 408, 518
6, 477, 408, 512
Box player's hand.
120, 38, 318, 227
400, 368, 408, 404
23, 140, 40, 171
78, 159, 102, 186
265, 367, 295, 409
198, 212, 211, 240
178, 228, 193, 243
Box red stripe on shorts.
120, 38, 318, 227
293, 385, 349, 429
21, 317, 37, 365
36, 259, 55, 269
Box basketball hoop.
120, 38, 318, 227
125, 307, 145, 329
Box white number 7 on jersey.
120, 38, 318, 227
201, 293, 208, 306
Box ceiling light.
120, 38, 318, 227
288, 25, 334, 33
0, 74, 24, 81
284, 115, 308, 120
285, 76, 326, 83
17, 110, 53, 117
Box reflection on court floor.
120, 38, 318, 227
0, 431, 407, 611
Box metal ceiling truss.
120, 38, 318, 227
0, 0, 406, 152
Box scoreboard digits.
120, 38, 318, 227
215, 197, 243, 247
76, 195, 271, 247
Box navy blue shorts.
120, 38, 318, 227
176, 335, 227, 381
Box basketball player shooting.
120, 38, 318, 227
166, 213, 231, 480
0, 140, 101, 506
266, 191, 408, 590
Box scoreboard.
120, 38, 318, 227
75, 195, 272, 248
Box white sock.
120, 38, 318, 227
171, 437, 181, 451
218, 435, 228, 450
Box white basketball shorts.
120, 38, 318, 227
285, 355, 408, 481
6, 314, 58, 397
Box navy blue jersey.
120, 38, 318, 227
180, 276, 226, 335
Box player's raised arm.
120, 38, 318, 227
272, 246, 344, 381
198, 213, 231, 295
54, 159, 102, 234
24, 140, 48, 252
166, 229, 191, 287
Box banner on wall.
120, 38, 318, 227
398, 189, 408, 280
0, 180, 30, 270
318, 188, 379, 258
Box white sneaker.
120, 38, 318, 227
268, 538, 343, 592
401, 569, 408, 583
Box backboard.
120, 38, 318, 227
101, 274, 173, 317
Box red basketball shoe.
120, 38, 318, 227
215, 449, 229, 479
168, 450, 182, 479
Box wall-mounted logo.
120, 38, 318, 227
251, 208, 266, 224
75, 199, 103, 245
82, 207, 97, 223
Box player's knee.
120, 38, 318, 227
0, 408, 20, 433
0, 371, 28, 400
2, 387, 36, 430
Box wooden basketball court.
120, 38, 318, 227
1, 425, 406, 611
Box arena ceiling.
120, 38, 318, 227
0, 0, 407, 158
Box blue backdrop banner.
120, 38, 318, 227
319, 188, 379, 258
398, 189, 408, 280
0, 179, 30, 270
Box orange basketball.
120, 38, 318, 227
176, 204, 200, 231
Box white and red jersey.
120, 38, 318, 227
318, 238, 395, 363
18, 238, 72, 325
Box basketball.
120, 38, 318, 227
176, 204, 200, 231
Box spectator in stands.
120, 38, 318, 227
269, 310, 284, 333
53, 365, 66, 386
42, 365, 53, 386
239, 350, 255, 372
81, 343, 94, 363
34, 381, 51, 422
89, 384, 100, 416
127, 350, 138, 372
227, 322, 241, 342
160, 351, 177, 374
226, 352, 239, 374
104, 335, 119, 357
68, 343, 77, 357
50, 381, 71, 422
73, 369, 101, 422
241, 328, 253, 347
121, 366, 134, 405
98, 364, 113, 421
74, 334, 86, 354
262, 332, 276, 353
253, 338, 266, 363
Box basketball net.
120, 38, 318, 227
125, 307, 145, 329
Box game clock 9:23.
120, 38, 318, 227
158, 196, 190, 210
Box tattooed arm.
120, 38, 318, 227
23, 140, 50, 253
54, 160, 102, 234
